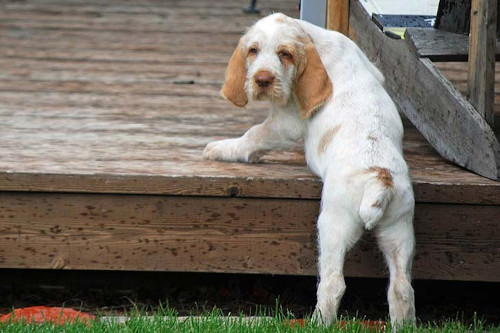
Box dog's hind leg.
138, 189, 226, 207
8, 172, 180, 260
313, 208, 363, 326
376, 215, 416, 328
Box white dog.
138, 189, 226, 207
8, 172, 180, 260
203, 13, 416, 327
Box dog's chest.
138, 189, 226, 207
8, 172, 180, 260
303, 133, 326, 179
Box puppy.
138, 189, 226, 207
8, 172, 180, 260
203, 13, 416, 327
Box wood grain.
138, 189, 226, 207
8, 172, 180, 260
0, 0, 500, 200
1, 0, 500, 281
0, 192, 498, 281
467, 0, 496, 127
327, 0, 349, 35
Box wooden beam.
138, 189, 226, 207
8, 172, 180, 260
1, 168, 500, 205
327, 0, 349, 34
349, 0, 500, 180
0, 192, 499, 281
467, 0, 497, 128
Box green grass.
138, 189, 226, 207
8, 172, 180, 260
1, 307, 499, 333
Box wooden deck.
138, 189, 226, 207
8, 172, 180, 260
0, 0, 499, 282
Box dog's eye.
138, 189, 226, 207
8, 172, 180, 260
249, 48, 258, 56
278, 51, 292, 60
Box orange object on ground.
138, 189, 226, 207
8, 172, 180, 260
287, 318, 307, 327
0, 306, 95, 325
287, 319, 386, 331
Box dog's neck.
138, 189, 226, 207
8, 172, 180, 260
270, 93, 303, 118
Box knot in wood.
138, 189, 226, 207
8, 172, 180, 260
225, 184, 242, 197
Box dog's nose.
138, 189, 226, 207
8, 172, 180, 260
254, 71, 275, 87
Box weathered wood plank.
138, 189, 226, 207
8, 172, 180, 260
0, 10, 258, 22
8, 0, 293, 10
0, 93, 499, 204
0, 56, 226, 72
405, 28, 500, 62
435, 0, 472, 35
0, 1, 296, 17
0, 18, 247, 34
0, 30, 243, 48
0, 71, 223, 85
0, 38, 235, 55
0, 80, 224, 96
0, 91, 232, 108
327, 0, 349, 34
349, 0, 500, 180
0, 0, 499, 284
0, 59, 227, 86
0, 193, 319, 275
434, 62, 500, 91
434, 0, 500, 37
437, 63, 500, 114
0, 173, 322, 200
0, 48, 230, 65
0, 192, 498, 281
0, 0, 297, 34
0, 107, 499, 205
467, 0, 496, 127
1, 168, 500, 205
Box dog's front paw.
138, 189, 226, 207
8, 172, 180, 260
203, 138, 260, 163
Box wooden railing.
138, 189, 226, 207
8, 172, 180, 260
467, 0, 496, 128
328, 0, 500, 180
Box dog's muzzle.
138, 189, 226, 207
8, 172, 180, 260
254, 70, 275, 88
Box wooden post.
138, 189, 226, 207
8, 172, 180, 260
467, 0, 496, 128
327, 0, 349, 34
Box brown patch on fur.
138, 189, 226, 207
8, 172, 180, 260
220, 39, 248, 108
367, 134, 378, 141
294, 43, 333, 118
371, 200, 383, 208
317, 125, 341, 155
366, 167, 394, 189
277, 43, 297, 70
275, 16, 287, 23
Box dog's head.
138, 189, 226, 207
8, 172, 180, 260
220, 13, 333, 118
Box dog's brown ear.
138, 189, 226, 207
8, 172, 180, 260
294, 43, 332, 118
220, 40, 248, 108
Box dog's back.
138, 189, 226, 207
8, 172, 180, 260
295, 19, 413, 231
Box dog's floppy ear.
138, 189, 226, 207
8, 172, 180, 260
294, 43, 332, 118
220, 40, 248, 108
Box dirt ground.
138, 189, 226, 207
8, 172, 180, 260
0, 269, 498, 326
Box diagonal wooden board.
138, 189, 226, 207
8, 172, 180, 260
349, 0, 500, 180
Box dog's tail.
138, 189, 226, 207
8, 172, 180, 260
359, 167, 394, 230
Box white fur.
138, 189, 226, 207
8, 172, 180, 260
203, 13, 415, 327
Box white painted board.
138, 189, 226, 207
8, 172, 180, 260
300, 0, 327, 28
360, 0, 439, 16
